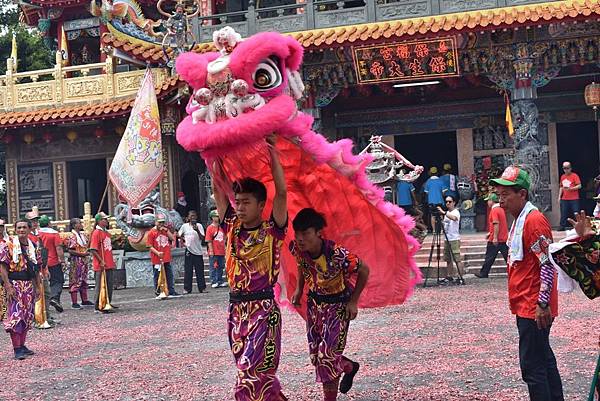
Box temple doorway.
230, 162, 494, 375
394, 131, 459, 194
556, 121, 600, 215
67, 159, 108, 218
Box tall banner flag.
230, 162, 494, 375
109, 69, 163, 207
60, 25, 69, 66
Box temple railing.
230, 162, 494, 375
0, 52, 169, 112
194, 0, 560, 41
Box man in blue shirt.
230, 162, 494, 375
396, 180, 416, 216
440, 163, 459, 201
423, 166, 447, 231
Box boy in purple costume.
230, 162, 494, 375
0, 220, 41, 360
213, 135, 288, 401
290, 208, 370, 401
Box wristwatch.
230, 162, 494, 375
537, 301, 549, 309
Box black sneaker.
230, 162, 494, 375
81, 300, 94, 306
474, 272, 488, 278
14, 348, 26, 360
339, 359, 360, 394
20, 346, 34, 356
49, 299, 64, 313
456, 278, 466, 285
72, 303, 81, 309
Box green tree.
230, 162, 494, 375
0, 0, 52, 74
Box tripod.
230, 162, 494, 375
423, 212, 464, 287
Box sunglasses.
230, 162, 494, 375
563, 167, 571, 170
445, 200, 454, 203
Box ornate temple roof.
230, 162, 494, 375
0, 75, 181, 128
101, 0, 600, 63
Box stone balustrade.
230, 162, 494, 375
0, 52, 169, 112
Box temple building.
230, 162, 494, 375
1, 0, 599, 229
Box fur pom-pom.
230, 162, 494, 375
175, 51, 220, 89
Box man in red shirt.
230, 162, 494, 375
147, 215, 179, 298
491, 166, 564, 401
38, 216, 66, 313
475, 193, 509, 278
89, 212, 116, 313
205, 209, 226, 288
558, 161, 581, 231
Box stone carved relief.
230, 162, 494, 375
376, 1, 429, 20
124, 250, 186, 288
19, 165, 53, 193
440, 0, 497, 13
15, 84, 54, 104
316, 8, 367, 28
20, 198, 54, 213
257, 15, 306, 33
65, 79, 104, 99
116, 75, 143, 94
508, 100, 552, 212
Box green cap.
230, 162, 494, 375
429, 166, 438, 175
489, 166, 531, 191
39, 215, 51, 227
209, 210, 219, 218
484, 193, 499, 202
95, 212, 110, 222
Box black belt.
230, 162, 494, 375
308, 290, 350, 304
229, 288, 275, 303
8, 271, 32, 281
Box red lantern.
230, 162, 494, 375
94, 127, 105, 139
42, 132, 53, 144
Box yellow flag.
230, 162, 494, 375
505, 95, 514, 137
10, 33, 17, 72
60, 25, 69, 66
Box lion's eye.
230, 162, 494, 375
253, 58, 282, 91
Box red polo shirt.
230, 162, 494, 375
39, 230, 61, 267
488, 205, 508, 243
508, 210, 558, 319
89, 228, 115, 272
147, 227, 172, 264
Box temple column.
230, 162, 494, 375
508, 45, 554, 212
488, 43, 559, 213
6, 159, 19, 223
52, 161, 68, 220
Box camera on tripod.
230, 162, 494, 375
429, 204, 445, 218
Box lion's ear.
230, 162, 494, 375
175, 51, 220, 89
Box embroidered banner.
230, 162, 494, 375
108, 69, 163, 207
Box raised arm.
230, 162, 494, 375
211, 164, 231, 222
267, 135, 287, 228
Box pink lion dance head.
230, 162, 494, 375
176, 27, 305, 159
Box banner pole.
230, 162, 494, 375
98, 180, 110, 215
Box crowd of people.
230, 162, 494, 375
0, 204, 228, 359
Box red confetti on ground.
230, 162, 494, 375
0, 279, 596, 400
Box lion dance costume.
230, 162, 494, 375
176, 27, 422, 401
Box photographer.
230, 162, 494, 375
437, 196, 465, 285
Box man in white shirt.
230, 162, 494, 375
177, 210, 207, 294
437, 196, 465, 285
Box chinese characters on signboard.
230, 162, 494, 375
352, 37, 460, 84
